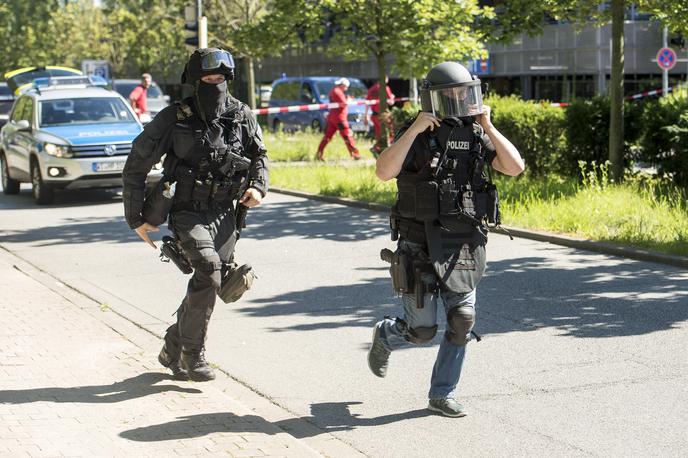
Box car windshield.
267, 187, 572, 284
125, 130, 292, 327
115, 82, 162, 98
315, 80, 367, 101
39, 98, 136, 127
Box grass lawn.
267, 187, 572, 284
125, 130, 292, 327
271, 164, 688, 256
264, 131, 376, 162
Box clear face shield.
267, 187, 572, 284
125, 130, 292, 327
429, 83, 483, 119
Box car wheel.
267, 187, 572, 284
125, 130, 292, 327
31, 160, 54, 205
272, 118, 283, 133
311, 119, 322, 132
1, 153, 21, 195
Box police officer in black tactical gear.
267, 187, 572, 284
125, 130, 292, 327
368, 61, 524, 417
122, 48, 268, 382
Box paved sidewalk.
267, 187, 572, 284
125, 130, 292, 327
0, 249, 351, 458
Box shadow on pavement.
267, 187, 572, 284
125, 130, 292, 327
244, 199, 389, 242
0, 373, 200, 404
240, 275, 398, 332
119, 401, 430, 442
0, 215, 145, 246
0, 187, 123, 210
241, 255, 688, 339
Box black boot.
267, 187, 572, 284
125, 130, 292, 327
158, 344, 189, 381
180, 348, 216, 382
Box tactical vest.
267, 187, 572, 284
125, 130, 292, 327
392, 117, 500, 293
164, 101, 251, 210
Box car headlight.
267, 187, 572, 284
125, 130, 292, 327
43, 142, 73, 158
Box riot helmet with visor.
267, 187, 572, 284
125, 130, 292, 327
420, 61, 483, 119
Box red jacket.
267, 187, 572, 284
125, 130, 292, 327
366, 82, 394, 113
128, 85, 148, 116
327, 86, 348, 123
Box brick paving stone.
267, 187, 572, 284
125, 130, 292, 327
0, 253, 325, 458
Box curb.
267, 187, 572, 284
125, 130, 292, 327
271, 187, 688, 270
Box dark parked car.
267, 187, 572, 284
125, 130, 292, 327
113, 79, 170, 120
0, 83, 13, 129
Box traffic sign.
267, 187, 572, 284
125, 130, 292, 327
656, 47, 677, 71
81, 60, 110, 80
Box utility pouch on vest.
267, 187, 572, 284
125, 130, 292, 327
173, 166, 195, 202
143, 180, 174, 226
438, 181, 460, 216
219, 263, 256, 304
474, 190, 488, 221
414, 181, 440, 221
396, 180, 417, 218
486, 184, 500, 225
211, 180, 232, 202
191, 179, 213, 203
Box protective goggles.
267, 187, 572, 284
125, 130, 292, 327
201, 50, 235, 71
428, 82, 483, 119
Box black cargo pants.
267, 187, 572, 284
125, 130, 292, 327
163, 203, 237, 356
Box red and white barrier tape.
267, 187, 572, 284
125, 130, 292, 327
252, 97, 410, 115
625, 87, 672, 100
548, 87, 674, 108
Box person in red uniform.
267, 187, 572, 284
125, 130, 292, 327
316, 77, 361, 161
128, 73, 152, 120
365, 76, 395, 158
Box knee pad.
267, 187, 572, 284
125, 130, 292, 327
446, 305, 475, 346
407, 325, 438, 344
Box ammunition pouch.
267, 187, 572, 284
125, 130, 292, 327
396, 178, 439, 221
219, 263, 256, 304
485, 183, 500, 225
142, 179, 174, 226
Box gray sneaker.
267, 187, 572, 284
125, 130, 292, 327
428, 398, 467, 418
367, 321, 391, 378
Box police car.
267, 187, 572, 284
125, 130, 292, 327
0, 75, 152, 204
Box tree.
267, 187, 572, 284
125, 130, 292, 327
317, 0, 492, 148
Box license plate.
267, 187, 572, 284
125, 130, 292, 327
92, 161, 126, 172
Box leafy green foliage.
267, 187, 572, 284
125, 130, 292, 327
0, 0, 188, 81
637, 90, 688, 187
488, 95, 567, 177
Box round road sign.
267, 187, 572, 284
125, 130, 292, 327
656, 47, 677, 71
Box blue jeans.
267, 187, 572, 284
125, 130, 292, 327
378, 243, 477, 400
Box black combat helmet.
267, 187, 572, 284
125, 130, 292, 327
181, 48, 235, 84
420, 61, 483, 119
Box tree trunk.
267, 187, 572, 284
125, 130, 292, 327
376, 52, 389, 149
245, 56, 256, 110
608, 0, 625, 182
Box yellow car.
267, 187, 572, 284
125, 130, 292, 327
5, 66, 83, 95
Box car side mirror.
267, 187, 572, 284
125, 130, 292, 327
15, 120, 30, 131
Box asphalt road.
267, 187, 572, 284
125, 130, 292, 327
1, 184, 687, 457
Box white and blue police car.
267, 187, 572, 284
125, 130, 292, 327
0, 76, 159, 204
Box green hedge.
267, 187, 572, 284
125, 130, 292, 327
390, 96, 567, 176
637, 89, 688, 186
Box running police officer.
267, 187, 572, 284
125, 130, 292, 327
122, 48, 268, 382
368, 61, 524, 417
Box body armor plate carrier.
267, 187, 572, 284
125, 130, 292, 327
393, 117, 500, 294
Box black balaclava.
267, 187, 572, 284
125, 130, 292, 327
194, 80, 228, 123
